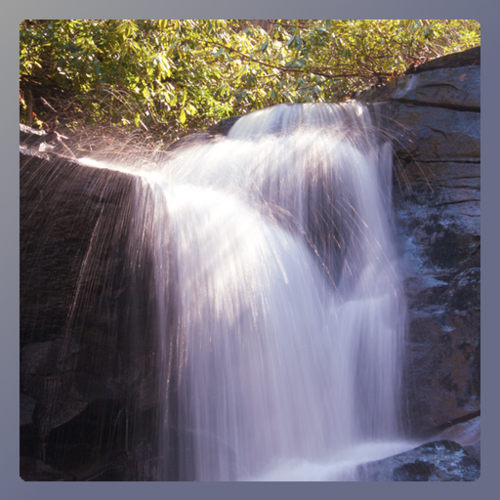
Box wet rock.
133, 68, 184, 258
20, 150, 165, 480
381, 104, 479, 161
436, 416, 480, 454
20, 394, 37, 427
165, 115, 242, 151
357, 440, 480, 481
357, 47, 480, 436
413, 46, 480, 73
359, 66, 480, 111
206, 115, 241, 135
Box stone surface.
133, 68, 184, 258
357, 440, 480, 481
20, 456, 76, 481
436, 417, 480, 454
413, 46, 480, 73
360, 66, 480, 111
20, 394, 37, 427
379, 103, 479, 161
357, 48, 480, 437
20, 149, 166, 480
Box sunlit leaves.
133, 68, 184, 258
20, 19, 480, 138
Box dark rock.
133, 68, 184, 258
165, 115, 241, 151
72, 451, 134, 481
434, 416, 480, 462
20, 394, 37, 427
20, 149, 168, 480
357, 440, 480, 481
165, 131, 214, 151
206, 115, 241, 135
356, 48, 480, 437
377, 103, 480, 161
20, 456, 75, 481
414, 46, 480, 73
360, 66, 480, 111
20, 150, 135, 347
393, 459, 436, 481
464, 441, 481, 463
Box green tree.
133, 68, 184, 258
20, 19, 480, 142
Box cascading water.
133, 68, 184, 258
82, 101, 410, 480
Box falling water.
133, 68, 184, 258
83, 102, 409, 480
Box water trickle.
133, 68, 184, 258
85, 102, 409, 480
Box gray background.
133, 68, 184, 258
3, 2, 495, 499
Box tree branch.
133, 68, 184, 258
197, 24, 387, 82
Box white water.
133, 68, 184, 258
85, 102, 409, 480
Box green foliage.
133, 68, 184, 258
20, 19, 480, 140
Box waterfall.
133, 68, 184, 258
83, 101, 409, 480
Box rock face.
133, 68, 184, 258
20, 150, 167, 480
20, 47, 480, 480
356, 48, 480, 438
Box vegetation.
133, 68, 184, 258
20, 19, 480, 144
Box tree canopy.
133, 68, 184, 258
20, 19, 480, 143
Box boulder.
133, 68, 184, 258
435, 416, 481, 462
20, 149, 165, 480
357, 440, 480, 481
412, 46, 480, 73
359, 65, 480, 111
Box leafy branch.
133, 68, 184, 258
19, 19, 480, 141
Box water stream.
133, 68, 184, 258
81, 102, 410, 480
